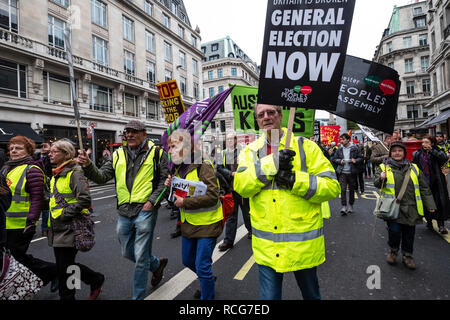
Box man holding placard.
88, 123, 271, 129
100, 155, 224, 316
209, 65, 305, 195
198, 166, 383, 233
233, 104, 340, 300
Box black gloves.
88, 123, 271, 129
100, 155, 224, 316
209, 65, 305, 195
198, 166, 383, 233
275, 150, 296, 190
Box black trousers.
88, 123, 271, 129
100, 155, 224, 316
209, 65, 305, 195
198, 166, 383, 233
6, 229, 57, 285
338, 173, 356, 206
53, 247, 104, 300
223, 191, 251, 244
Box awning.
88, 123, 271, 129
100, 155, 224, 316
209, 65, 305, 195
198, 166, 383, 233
0, 121, 44, 143
427, 109, 450, 127
416, 116, 436, 128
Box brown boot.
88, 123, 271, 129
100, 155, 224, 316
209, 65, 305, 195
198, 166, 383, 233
402, 255, 416, 270
386, 248, 398, 265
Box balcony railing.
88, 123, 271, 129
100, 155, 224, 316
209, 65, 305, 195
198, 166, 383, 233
0, 27, 157, 93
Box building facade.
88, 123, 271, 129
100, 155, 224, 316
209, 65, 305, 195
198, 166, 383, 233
0, 0, 202, 162
423, 0, 450, 135
200, 36, 260, 146
374, 2, 432, 137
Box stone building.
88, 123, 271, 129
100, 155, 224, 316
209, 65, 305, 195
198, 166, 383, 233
0, 0, 202, 162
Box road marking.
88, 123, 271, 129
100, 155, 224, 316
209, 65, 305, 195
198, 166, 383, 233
233, 255, 255, 281
429, 219, 450, 243
93, 194, 116, 201
145, 224, 248, 300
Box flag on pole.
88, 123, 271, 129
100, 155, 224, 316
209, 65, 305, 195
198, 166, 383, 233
64, 31, 80, 121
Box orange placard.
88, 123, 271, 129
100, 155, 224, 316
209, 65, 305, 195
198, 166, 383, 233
157, 80, 186, 124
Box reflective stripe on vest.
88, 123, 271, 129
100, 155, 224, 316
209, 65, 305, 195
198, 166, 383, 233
180, 161, 223, 226
49, 170, 88, 221
379, 163, 424, 216
112, 141, 156, 206
6, 164, 42, 229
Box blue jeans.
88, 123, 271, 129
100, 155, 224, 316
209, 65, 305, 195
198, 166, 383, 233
182, 236, 217, 300
258, 264, 321, 300
116, 210, 160, 300
41, 210, 49, 232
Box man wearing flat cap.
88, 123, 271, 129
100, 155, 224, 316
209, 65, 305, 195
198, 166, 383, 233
77, 120, 169, 300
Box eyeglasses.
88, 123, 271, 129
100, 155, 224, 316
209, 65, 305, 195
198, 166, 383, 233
256, 110, 278, 119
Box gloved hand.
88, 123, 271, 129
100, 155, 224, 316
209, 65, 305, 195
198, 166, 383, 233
23, 224, 36, 237
275, 169, 295, 190
278, 149, 296, 171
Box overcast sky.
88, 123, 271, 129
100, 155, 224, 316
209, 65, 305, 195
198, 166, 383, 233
183, 0, 414, 117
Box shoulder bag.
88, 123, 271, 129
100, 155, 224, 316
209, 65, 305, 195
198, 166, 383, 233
373, 165, 411, 220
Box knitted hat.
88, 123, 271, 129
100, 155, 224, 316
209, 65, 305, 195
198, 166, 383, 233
389, 141, 406, 156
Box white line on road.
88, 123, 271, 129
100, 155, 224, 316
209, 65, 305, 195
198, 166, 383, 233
145, 224, 248, 300
93, 194, 116, 201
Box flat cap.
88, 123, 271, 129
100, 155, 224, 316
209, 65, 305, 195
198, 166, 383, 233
124, 120, 146, 131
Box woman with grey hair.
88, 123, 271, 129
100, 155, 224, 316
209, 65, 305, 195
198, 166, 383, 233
48, 140, 105, 300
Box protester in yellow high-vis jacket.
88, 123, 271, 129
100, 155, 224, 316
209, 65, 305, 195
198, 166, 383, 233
49, 139, 104, 300
77, 120, 168, 300
165, 130, 223, 300
233, 104, 340, 300
374, 141, 436, 270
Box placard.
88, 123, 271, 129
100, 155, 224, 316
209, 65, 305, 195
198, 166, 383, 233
157, 80, 186, 124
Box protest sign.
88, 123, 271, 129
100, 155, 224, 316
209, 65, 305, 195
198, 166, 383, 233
230, 84, 315, 137
157, 80, 185, 124
332, 55, 401, 134
320, 125, 340, 145
357, 124, 381, 143
258, 0, 355, 111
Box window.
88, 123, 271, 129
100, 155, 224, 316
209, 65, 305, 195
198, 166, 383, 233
146, 60, 155, 83
209, 87, 214, 97
192, 59, 198, 75
90, 83, 113, 113
217, 68, 223, 78
165, 69, 172, 82
211, 121, 216, 130
0, 59, 26, 98
419, 34, 428, 46
220, 120, 226, 133
162, 13, 170, 28
386, 41, 393, 53
123, 50, 135, 75
404, 58, 413, 73
231, 67, 237, 76
145, 30, 155, 52
406, 81, 415, 95
48, 15, 68, 49
43, 71, 71, 105
147, 99, 159, 120
422, 78, 431, 94
180, 76, 186, 95
422, 108, 428, 118
211, 43, 219, 51
0, 0, 19, 33
50, 0, 69, 8
413, 7, 423, 15
208, 70, 213, 80
123, 93, 137, 117
91, 0, 107, 28
164, 41, 172, 62
179, 51, 186, 68
122, 16, 134, 42
92, 36, 108, 66
209, 55, 219, 61
170, 0, 178, 15
407, 105, 419, 119
420, 56, 429, 71
388, 62, 395, 69
403, 36, 412, 48
415, 18, 426, 28
201, 46, 206, 54
191, 35, 197, 48
178, 25, 184, 39
193, 82, 199, 99
144, 0, 152, 16
218, 85, 224, 93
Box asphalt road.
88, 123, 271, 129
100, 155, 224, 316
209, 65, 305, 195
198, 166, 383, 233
28, 179, 450, 300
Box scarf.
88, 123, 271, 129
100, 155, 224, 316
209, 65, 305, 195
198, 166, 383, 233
0, 156, 34, 176
419, 149, 431, 185
386, 157, 410, 170
52, 160, 76, 177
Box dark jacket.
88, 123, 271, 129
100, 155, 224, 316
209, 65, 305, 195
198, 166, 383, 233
374, 160, 436, 226
83, 140, 168, 218
334, 144, 363, 175
370, 143, 389, 168
1, 157, 44, 226
48, 162, 91, 248
0, 173, 12, 246
412, 148, 450, 221
176, 161, 222, 239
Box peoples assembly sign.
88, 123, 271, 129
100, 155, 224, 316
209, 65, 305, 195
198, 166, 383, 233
332, 55, 401, 134
258, 0, 355, 111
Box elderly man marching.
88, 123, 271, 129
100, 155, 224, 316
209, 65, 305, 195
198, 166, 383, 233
233, 104, 341, 300
77, 120, 168, 300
